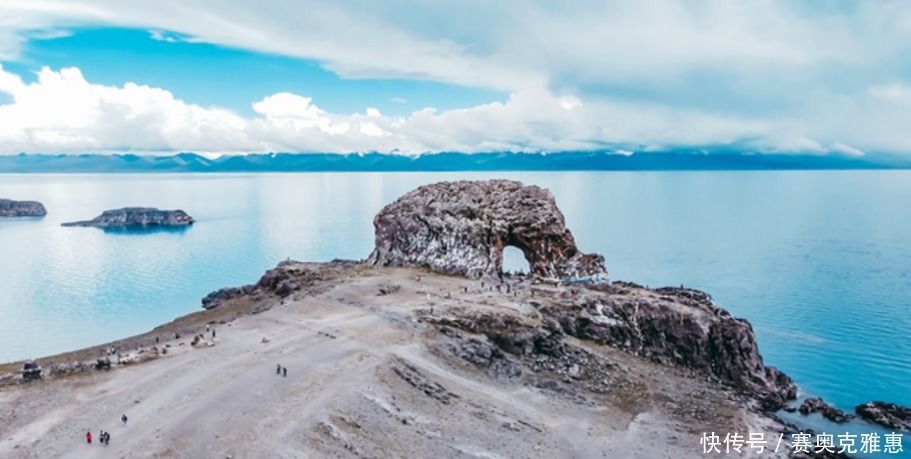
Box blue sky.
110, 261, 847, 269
4, 28, 504, 118
0, 1, 910, 155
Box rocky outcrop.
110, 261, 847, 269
798, 397, 853, 423
201, 285, 256, 310
856, 401, 911, 430
367, 180, 606, 279
434, 281, 796, 410
62, 207, 194, 228
0, 199, 47, 217
531, 284, 798, 410
201, 260, 356, 310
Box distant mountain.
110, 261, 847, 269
0, 151, 909, 173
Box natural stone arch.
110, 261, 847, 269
500, 245, 531, 275
367, 180, 607, 279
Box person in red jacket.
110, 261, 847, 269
86, 431, 92, 444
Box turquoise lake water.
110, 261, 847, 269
1, 171, 910, 419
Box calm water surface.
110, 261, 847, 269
1, 171, 909, 418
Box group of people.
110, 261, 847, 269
276, 364, 287, 377
86, 430, 110, 445
104, 346, 117, 356
85, 414, 127, 446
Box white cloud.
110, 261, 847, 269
1, 1, 911, 154
0, 65, 781, 154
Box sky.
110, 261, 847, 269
0, 0, 910, 156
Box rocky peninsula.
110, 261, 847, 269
61, 207, 194, 229
0, 180, 896, 458
0, 199, 47, 217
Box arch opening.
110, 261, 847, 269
501, 245, 531, 277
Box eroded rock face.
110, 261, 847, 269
0, 199, 47, 217
62, 207, 194, 228
367, 180, 606, 279
435, 282, 797, 410
201, 260, 356, 310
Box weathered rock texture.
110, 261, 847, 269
798, 397, 853, 423
435, 282, 797, 410
202, 260, 357, 310
62, 207, 194, 228
0, 199, 46, 217
367, 180, 606, 279
855, 401, 911, 430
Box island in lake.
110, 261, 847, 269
61, 207, 194, 229
0, 181, 905, 458
0, 199, 47, 217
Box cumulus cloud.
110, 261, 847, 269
0, 1, 911, 154
0, 65, 786, 154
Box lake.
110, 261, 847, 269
1, 171, 909, 416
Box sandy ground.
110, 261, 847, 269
0, 265, 789, 458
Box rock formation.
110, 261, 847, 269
435, 282, 796, 410
798, 397, 853, 423
62, 207, 194, 229
367, 180, 606, 279
202, 260, 358, 310
0, 199, 47, 217
856, 401, 911, 430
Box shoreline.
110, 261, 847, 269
0, 261, 799, 458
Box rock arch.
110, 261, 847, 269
367, 180, 607, 279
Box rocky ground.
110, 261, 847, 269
0, 262, 797, 458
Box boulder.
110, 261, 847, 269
0, 199, 47, 217
367, 180, 606, 279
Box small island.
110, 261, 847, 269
0, 199, 47, 217
61, 207, 194, 229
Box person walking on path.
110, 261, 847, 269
121, 414, 128, 425
282, 367, 287, 377
103, 431, 110, 445
86, 431, 92, 445
212, 328, 216, 338
276, 364, 281, 375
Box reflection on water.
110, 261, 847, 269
1, 171, 910, 416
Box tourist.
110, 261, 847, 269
206, 324, 210, 333
212, 328, 216, 338
105, 431, 110, 445
86, 431, 92, 444
282, 367, 287, 377
276, 364, 281, 375
121, 413, 128, 425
